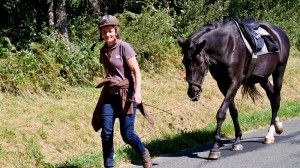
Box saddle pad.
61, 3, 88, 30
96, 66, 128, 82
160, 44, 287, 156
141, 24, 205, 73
255, 27, 271, 55
257, 42, 269, 55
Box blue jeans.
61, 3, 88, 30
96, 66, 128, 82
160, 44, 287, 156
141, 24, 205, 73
101, 94, 145, 167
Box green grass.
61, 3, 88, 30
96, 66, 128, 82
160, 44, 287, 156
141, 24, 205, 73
52, 101, 300, 168
1, 57, 299, 168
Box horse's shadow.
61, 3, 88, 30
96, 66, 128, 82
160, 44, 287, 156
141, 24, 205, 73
162, 136, 268, 160
125, 130, 270, 166
123, 129, 214, 166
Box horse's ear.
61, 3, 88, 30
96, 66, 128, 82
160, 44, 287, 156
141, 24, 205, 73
196, 40, 206, 53
177, 36, 184, 47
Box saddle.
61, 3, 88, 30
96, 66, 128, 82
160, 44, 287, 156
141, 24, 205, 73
234, 18, 279, 55
233, 18, 279, 79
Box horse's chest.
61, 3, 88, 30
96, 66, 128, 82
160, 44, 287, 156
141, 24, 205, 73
209, 65, 228, 80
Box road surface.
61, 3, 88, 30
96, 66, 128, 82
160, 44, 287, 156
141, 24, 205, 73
125, 118, 300, 168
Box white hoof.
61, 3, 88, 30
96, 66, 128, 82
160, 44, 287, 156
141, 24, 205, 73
275, 117, 283, 134
264, 137, 274, 144
208, 151, 221, 160
232, 144, 243, 151
275, 123, 283, 134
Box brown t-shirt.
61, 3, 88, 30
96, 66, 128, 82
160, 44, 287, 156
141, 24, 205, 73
100, 40, 137, 91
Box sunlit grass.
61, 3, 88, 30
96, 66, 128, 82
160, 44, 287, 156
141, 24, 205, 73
0, 57, 299, 167
53, 101, 300, 168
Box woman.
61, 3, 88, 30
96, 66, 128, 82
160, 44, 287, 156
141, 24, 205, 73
91, 14, 152, 168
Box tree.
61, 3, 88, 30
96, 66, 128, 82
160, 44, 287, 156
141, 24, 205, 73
47, 0, 55, 32
56, 0, 68, 39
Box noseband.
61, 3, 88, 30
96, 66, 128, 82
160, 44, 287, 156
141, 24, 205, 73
187, 80, 201, 88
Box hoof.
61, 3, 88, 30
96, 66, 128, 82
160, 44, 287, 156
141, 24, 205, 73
232, 144, 243, 151
275, 123, 283, 135
264, 137, 274, 144
208, 151, 221, 160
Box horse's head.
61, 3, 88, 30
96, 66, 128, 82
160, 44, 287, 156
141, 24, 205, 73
177, 37, 209, 101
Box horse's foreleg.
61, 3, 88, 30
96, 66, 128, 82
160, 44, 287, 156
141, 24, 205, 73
208, 81, 240, 159
229, 101, 243, 151
208, 105, 227, 159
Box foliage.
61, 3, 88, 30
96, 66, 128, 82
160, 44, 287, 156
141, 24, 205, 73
0, 0, 48, 48
1, 0, 300, 94
175, 0, 232, 38
123, 0, 171, 14
0, 32, 101, 94
262, 0, 300, 50
119, 7, 179, 72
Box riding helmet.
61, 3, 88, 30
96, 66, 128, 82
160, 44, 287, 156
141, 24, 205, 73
99, 15, 119, 28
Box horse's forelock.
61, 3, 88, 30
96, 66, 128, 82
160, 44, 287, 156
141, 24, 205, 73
188, 40, 196, 49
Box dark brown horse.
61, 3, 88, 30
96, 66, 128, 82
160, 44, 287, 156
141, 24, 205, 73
177, 18, 289, 159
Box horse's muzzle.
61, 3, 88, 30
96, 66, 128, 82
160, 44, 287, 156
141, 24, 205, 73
188, 85, 201, 101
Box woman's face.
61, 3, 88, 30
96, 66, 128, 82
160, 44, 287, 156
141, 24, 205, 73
101, 26, 117, 45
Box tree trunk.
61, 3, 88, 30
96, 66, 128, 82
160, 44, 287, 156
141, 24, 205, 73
56, 0, 68, 40
47, 0, 55, 32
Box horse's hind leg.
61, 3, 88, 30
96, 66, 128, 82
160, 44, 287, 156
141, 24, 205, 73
260, 72, 285, 143
271, 65, 286, 135
229, 101, 243, 151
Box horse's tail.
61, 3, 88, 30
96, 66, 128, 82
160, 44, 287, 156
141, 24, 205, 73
241, 84, 262, 103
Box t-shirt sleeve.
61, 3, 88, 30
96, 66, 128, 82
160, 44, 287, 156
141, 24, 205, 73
122, 42, 137, 60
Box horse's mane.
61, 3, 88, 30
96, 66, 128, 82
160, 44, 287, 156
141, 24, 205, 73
189, 20, 227, 43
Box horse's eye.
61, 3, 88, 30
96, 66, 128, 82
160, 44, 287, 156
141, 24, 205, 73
195, 54, 203, 64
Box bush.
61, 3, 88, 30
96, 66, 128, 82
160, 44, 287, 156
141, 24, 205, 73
0, 32, 102, 95
118, 7, 180, 72
0, 41, 62, 94
262, 1, 300, 51
1, 1, 299, 94
177, 0, 300, 51
176, 0, 230, 38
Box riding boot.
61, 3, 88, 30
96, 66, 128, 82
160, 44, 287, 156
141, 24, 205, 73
141, 148, 152, 168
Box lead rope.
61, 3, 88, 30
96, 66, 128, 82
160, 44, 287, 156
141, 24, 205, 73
140, 95, 199, 120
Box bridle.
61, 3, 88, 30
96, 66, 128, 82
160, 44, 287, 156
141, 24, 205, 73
186, 49, 210, 97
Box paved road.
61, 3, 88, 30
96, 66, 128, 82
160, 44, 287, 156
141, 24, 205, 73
125, 118, 300, 168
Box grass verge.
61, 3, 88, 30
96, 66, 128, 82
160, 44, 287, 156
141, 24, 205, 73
53, 101, 300, 168
1, 57, 299, 168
